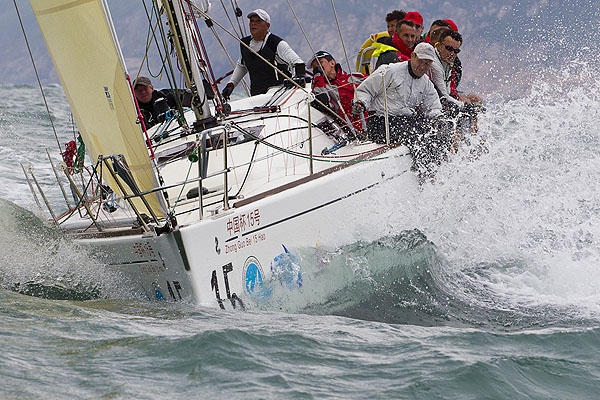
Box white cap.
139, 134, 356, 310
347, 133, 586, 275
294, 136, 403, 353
412, 42, 436, 61
247, 9, 270, 24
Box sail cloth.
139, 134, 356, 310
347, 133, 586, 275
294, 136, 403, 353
30, 0, 165, 219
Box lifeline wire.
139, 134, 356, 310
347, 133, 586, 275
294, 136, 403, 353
13, 0, 62, 155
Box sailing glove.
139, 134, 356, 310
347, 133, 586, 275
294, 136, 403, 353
221, 83, 234, 100
293, 63, 306, 87
352, 100, 366, 116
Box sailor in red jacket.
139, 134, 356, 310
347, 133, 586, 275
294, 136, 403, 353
374, 20, 418, 67
308, 51, 367, 134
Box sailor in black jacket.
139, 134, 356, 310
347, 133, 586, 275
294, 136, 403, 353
133, 76, 192, 128
222, 9, 304, 98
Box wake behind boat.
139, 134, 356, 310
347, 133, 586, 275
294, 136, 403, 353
19, 0, 472, 307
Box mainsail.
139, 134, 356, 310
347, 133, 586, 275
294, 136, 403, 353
30, 0, 165, 218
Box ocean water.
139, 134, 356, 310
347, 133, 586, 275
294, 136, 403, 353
1, 61, 600, 398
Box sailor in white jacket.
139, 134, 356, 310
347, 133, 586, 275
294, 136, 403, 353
354, 43, 450, 177
354, 42, 442, 144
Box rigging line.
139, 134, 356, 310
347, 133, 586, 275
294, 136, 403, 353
141, 0, 175, 86
329, 0, 355, 86
168, 154, 194, 217
219, 0, 241, 38
57, 159, 102, 225
230, 123, 392, 164
228, 0, 245, 38
285, 0, 359, 138
188, 0, 250, 99
13, 0, 62, 155
139, 16, 166, 80
150, 0, 187, 121
233, 0, 247, 36
205, 22, 251, 96
180, 0, 220, 91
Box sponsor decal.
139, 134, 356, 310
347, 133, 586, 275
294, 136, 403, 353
152, 281, 165, 301
243, 256, 264, 294
271, 245, 303, 289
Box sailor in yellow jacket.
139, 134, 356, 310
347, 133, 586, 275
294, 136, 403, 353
356, 10, 405, 74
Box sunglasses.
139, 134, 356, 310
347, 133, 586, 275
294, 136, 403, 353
444, 45, 461, 54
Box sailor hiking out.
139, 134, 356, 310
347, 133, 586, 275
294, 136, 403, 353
353, 42, 446, 175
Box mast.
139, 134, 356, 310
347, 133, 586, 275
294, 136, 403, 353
163, 0, 217, 131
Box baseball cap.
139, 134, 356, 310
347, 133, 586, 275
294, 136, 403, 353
412, 43, 435, 61
247, 9, 270, 24
306, 50, 334, 68
444, 19, 458, 31
133, 76, 152, 88
404, 11, 423, 26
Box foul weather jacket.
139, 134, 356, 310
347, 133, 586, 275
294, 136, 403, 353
428, 48, 463, 108
355, 61, 442, 118
312, 65, 367, 131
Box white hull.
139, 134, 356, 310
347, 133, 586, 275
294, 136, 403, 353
74, 136, 415, 306
52, 86, 417, 307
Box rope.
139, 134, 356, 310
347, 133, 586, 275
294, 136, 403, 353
168, 154, 195, 217
180, 0, 223, 109
230, 122, 394, 164
13, 0, 62, 155
285, 0, 358, 139
139, 16, 165, 80
330, 0, 355, 84
228, 0, 246, 37
145, 0, 187, 118
204, 22, 251, 96
219, 0, 241, 38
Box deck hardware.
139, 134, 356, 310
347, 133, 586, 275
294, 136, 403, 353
46, 148, 72, 210
60, 163, 103, 232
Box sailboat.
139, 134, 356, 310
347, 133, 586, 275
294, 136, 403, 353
25, 0, 419, 306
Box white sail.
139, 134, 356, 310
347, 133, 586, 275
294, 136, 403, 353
30, 0, 164, 218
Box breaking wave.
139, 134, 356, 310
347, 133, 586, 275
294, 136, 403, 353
249, 59, 600, 328
0, 198, 132, 300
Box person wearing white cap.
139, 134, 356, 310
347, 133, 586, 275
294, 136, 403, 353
353, 43, 444, 174
222, 9, 304, 98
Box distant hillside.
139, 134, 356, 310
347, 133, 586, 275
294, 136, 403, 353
2, 0, 598, 97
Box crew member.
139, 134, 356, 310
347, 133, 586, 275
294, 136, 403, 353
222, 9, 304, 98
422, 19, 451, 43
133, 76, 191, 128
404, 11, 425, 38
374, 20, 418, 67
428, 28, 482, 114
353, 43, 444, 174
355, 10, 406, 74
308, 51, 367, 133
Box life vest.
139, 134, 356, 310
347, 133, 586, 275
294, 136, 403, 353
356, 31, 390, 74
371, 33, 413, 68
240, 33, 288, 96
